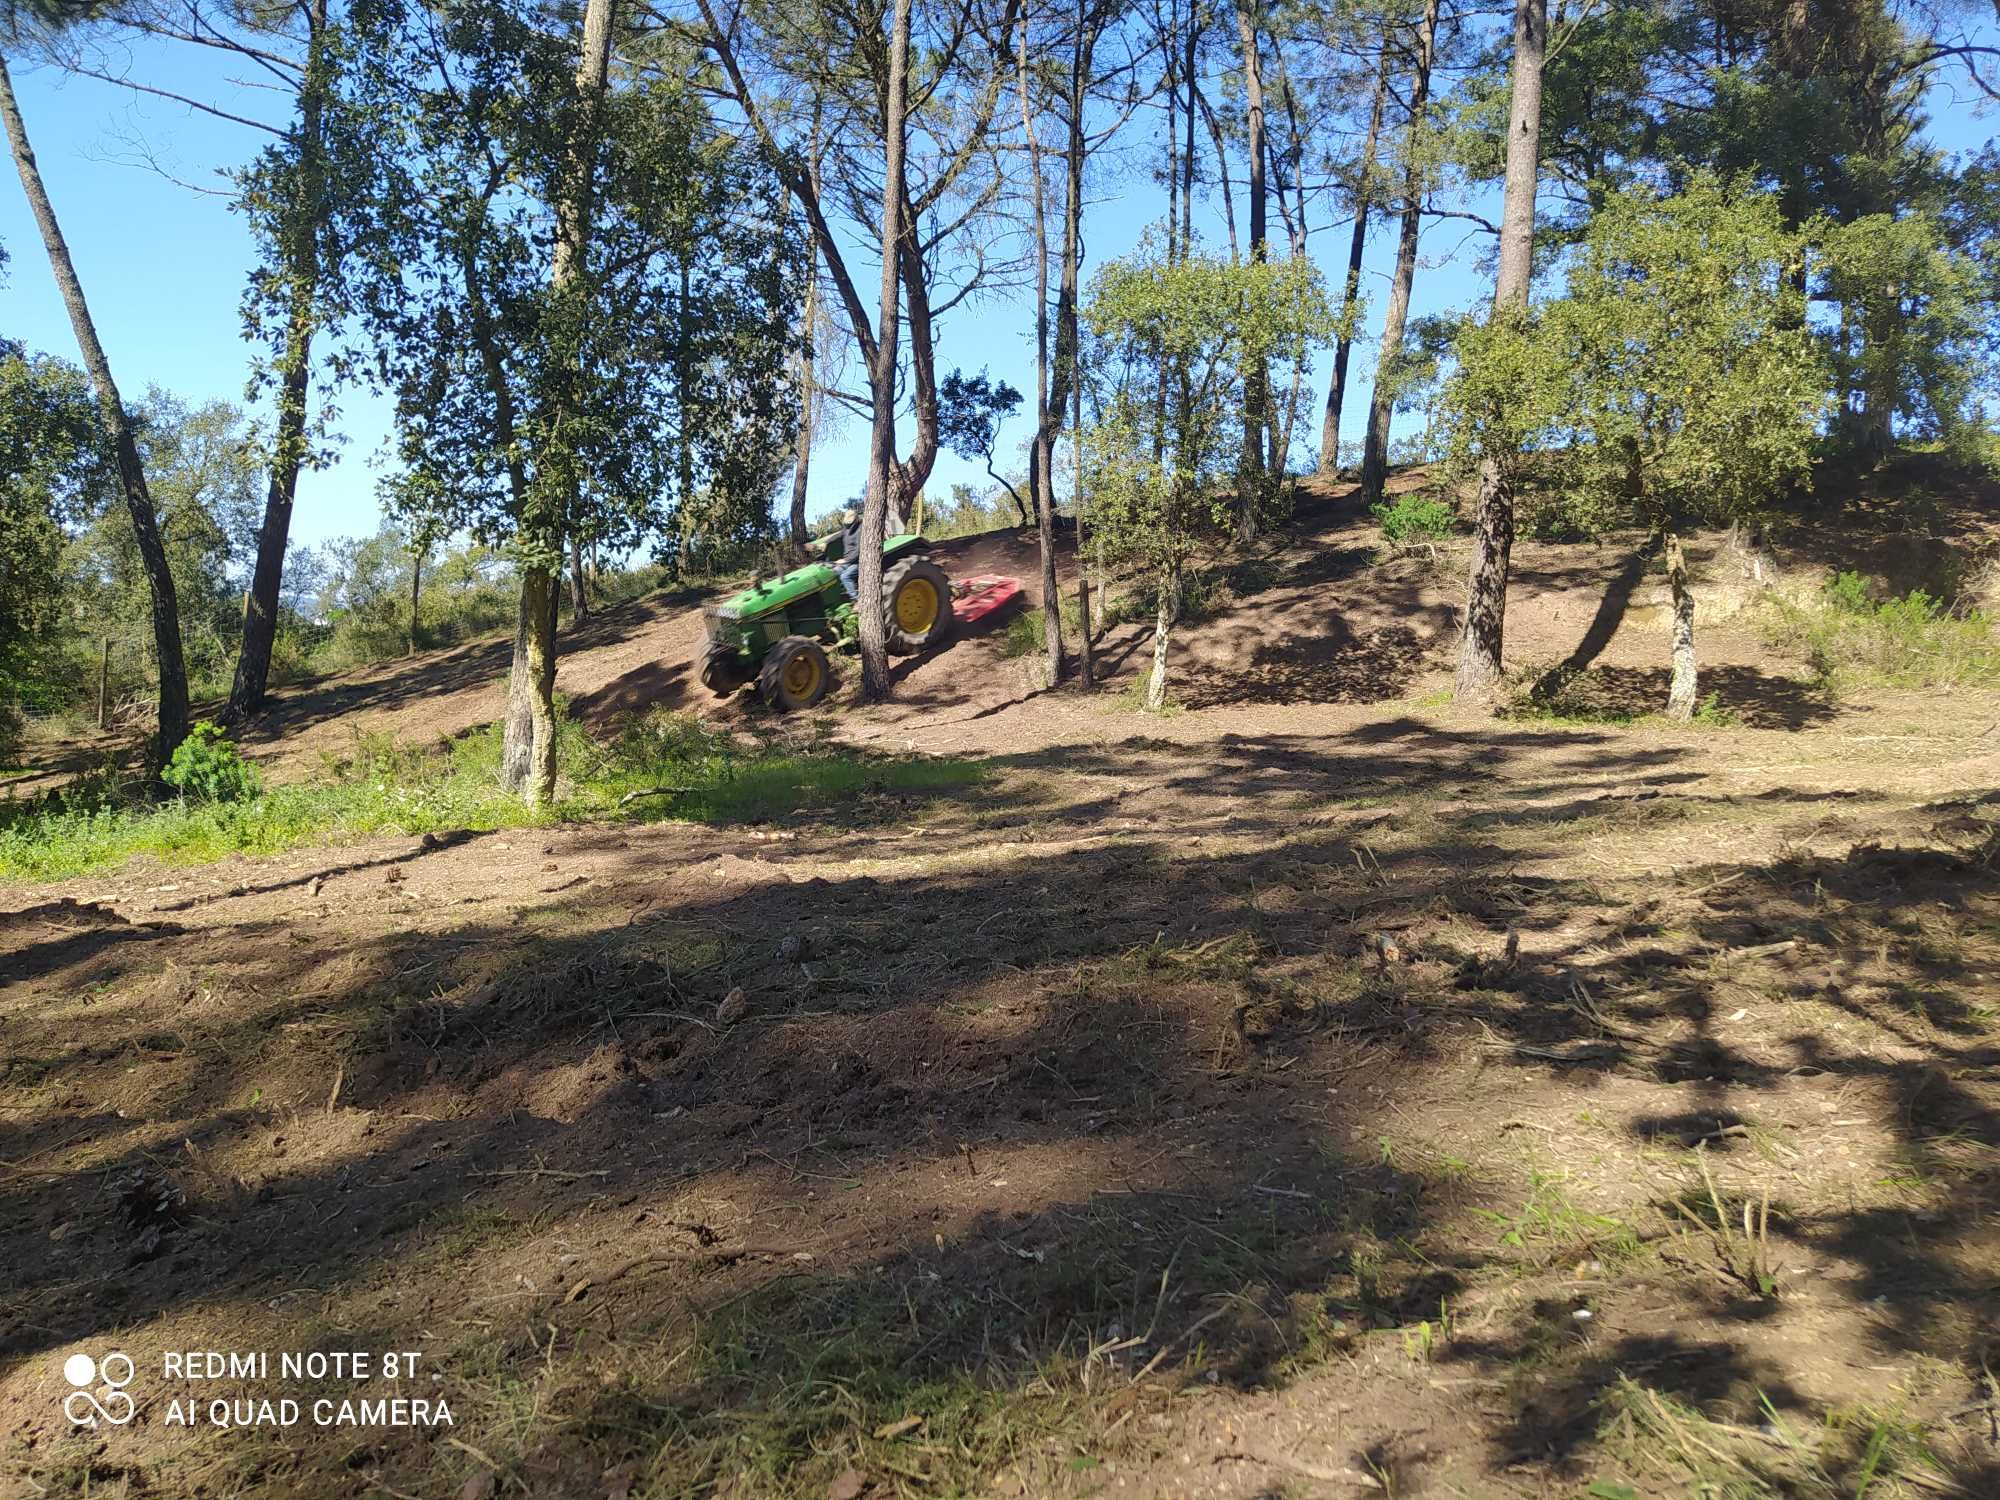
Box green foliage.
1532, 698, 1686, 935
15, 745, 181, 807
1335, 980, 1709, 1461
349, 0, 800, 578
925, 482, 1021, 539
1765, 572, 2000, 690
1818, 212, 1990, 450
0, 711, 980, 881
1438, 176, 1830, 537
58, 392, 266, 701
0, 342, 108, 753
160, 722, 261, 804
1083, 238, 1335, 605
1371, 494, 1454, 547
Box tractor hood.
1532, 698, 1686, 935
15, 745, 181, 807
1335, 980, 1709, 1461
716, 534, 924, 619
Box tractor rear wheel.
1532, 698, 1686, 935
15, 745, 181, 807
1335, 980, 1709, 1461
882, 556, 955, 655
758, 635, 832, 712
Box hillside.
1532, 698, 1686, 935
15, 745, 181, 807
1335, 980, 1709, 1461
183, 467, 1943, 784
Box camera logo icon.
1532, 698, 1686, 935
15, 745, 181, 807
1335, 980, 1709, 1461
63, 1352, 136, 1427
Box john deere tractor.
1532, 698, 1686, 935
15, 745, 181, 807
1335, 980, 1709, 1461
698, 533, 956, 710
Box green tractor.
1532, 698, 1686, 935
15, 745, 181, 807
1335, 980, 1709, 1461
698, 533, 957, 711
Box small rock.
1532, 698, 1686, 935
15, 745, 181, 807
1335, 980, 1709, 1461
828, 1469, 868, 1500
384, 867, 404, 884
542, 860, 559, 873
717, 988, 750, 1025
457, 1473, 497, 1500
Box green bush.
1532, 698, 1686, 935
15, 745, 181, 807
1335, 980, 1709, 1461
1001, 595, 1091, 658
1822, 569, 1873, 613
161, 722, 261, 804
1371, 495, 1455, 547
1764, 572, 2000, 689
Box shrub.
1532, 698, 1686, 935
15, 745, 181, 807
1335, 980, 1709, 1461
1764, 572, 2000, 689
161, 722, 261, 804
1371, 495, 1455, 548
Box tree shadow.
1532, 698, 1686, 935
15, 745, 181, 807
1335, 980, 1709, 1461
1, 733, 1994, 1495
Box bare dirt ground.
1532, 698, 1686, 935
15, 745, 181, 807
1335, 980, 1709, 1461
4, 469, 2000, 1499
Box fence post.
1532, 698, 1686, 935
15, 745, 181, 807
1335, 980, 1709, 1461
96, 637, 111, 730
1076, 578, 1095, 690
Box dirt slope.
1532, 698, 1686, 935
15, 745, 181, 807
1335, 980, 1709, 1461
214, 471, 1847, 784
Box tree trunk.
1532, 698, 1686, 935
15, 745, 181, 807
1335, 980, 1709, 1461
1163, 0, 1178, 266
225, 0, 329, 725
503, 0, 615, 802
518, 566, 559, 794
1234, 0, 1268, 534
1017, 3, 1064, 687
1197, 86, 1240, 262
1145, 561, 1179, 711
461, 227, 536, 792
0, 53, 189, 764
1076, 577, 1095, 687
859, 0, 912, 701
1663, 527, 1696, 720
408, 542, 423, 655
1269, 47, 1309, 478
787, 150, 821, 556
1182, 10, 1197, 256
1360, 0, 1439, 507
1455, 0, 1546, 702
568, 535, 589, 621
1320, 42, 1389, 476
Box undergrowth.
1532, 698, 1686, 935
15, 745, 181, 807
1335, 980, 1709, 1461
0, 710, 981, 881
1765, 569, 2000, 691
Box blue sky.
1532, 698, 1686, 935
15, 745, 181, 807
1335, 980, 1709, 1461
0, 30, 1992, 554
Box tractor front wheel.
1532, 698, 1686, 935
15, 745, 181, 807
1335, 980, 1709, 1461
700, 643, 745, 697
758, 635, 832, 712
882, 556, 955, 655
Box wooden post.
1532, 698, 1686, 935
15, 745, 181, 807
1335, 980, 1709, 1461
96, 637, 110, 729
1077, 577, 1095, 689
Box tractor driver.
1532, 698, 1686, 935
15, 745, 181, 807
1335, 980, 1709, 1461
834, 507, 862, 600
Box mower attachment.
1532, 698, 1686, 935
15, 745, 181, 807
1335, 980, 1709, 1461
951, 575, 1023, 627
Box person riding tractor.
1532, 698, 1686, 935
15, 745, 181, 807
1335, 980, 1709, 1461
697, 515, 956, 710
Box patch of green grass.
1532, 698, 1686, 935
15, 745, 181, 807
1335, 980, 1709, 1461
1000, 594, 1091, 659
1764, 570, 2000, 691
0, 710, 983, 881
1111, 674, 1183, 715
1473, 1170, 1642, 1268
1603, 1378, 1954, 1499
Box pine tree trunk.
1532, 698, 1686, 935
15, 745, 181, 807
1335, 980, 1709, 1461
0, 52, 189, 764
1235, 0, 1268, 535
1663, 527, 1697, 720
225, 0, 329, 724
1017, 4, 1065, 686
859, 0, 913, 701
1182, 13, 1197, 255
1320, 42, 1388, 476
1454, 0, 1546, 701
788, 114, 822, 555
1360, 0, 1439, 507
